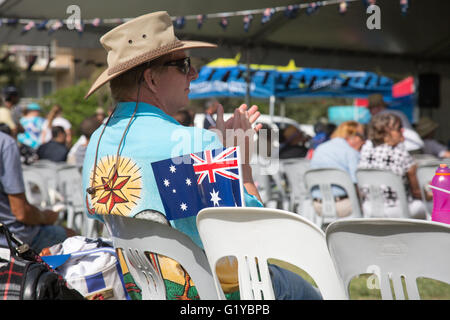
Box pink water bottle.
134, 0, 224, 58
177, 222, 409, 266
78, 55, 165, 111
430, 164, 450, 224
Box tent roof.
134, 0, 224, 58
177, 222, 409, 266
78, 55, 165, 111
1, 0, 450, 73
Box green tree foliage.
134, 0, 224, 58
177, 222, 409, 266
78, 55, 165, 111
40, 76, 113, 142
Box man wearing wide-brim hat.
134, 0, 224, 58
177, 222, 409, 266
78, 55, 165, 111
82, 11, 322, 300
416, 117, 450, 158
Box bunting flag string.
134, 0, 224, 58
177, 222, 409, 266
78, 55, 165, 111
243, 14, 253, 32
197, 14, 206, 29
0, 0, 409, 35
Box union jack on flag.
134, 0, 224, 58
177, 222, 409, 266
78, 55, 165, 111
191, 147, 240, 184
151, 147, 244, 221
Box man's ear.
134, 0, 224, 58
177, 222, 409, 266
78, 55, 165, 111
143, 68, 158, 93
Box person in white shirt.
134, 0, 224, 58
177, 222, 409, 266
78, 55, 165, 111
40, 104, 72, 147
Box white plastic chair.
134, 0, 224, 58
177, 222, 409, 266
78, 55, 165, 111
25, 161, 61, 206
251, 161, 288, 210
103, 214, 222, 300
356, 168, 410, 218
56, 165, 88, 233
303, 168, 362, 227
326, 218, 450, 300
281, 158, 312, 215
196, 207, 347, 300
416, 163, 439, 219
21, 168, 51, 209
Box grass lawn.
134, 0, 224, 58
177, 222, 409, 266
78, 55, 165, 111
269, 259, 450, 300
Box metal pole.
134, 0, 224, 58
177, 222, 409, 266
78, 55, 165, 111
245, 46, 251, 107
269, 95, 275, 123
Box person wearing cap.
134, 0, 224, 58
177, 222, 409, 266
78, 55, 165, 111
82, 11, 321, 300
17, 102, 45, 150
367, 93, 424, 153
416, 117, 450, 159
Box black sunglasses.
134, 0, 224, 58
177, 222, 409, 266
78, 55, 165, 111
163, 57, 191, 75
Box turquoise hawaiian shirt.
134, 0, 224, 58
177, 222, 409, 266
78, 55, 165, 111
82, 102, 262, 247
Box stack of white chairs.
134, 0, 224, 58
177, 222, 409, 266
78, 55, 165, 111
251, 159, 289, 210
281, 158, 315, 222
22, 160, 99, 237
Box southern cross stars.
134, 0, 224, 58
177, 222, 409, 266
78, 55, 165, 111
210, 188, 221, 206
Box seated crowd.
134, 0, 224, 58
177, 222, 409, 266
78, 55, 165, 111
0, 11, 448, 301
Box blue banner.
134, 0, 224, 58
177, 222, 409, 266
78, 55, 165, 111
189, 61, 393, 99
274, 69, 393, 98
189, 65, 276, 99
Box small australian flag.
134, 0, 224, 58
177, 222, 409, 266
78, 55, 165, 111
151, 147, 244, 221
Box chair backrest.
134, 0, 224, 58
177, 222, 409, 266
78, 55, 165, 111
103, 214, 221, 300
416, 163, 439, 218
251, 165, 272, 204
281, 159, 316, 222
304, 168, 362, 226
356, 168, 410, 218
55, 165, 88, 233
281, 158, 310, 205
326, 218, 450, 300
196, 207, 347, 300
251, 161, 288, 209
26, 161, 61, 205
56, 165, 84, 208
411, 153, 438, 162
21, 168, 51, 208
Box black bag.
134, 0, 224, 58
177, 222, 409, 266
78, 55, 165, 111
0, 223, 85, 300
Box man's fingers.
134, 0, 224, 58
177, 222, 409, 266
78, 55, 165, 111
253, 123, 263, 133
216, 104, 224, 122
247, 105, 259, 116
233, 108, 241, 129
239, 104, 248, 112
249, 111, 261, 124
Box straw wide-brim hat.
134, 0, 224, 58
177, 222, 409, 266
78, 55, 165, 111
416, 117, 439, 138
85, 11, 217, 99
